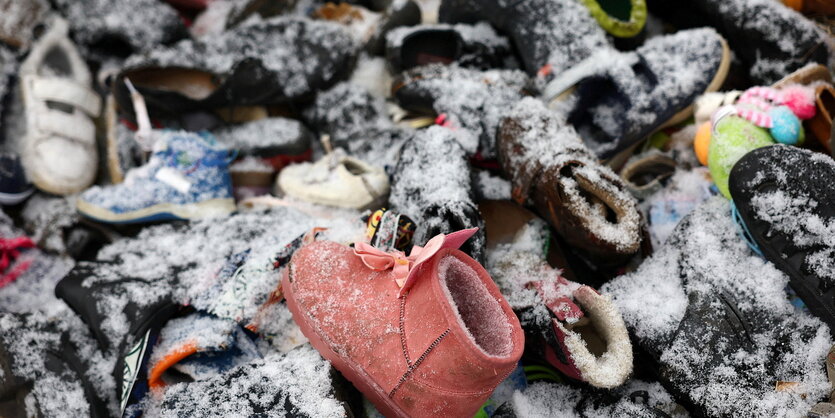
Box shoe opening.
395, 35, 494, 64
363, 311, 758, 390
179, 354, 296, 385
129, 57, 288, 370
558, 288, 633, 388
401, 30, 462, 71
623, 158, 675, 188
41, 46, 72, 77
560, 163, 618, 224
342, 159, 368, 175
597, 0, 632, 21
439, 255, 513, 358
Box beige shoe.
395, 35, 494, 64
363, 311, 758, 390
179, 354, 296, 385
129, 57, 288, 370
276, 149, 389, 210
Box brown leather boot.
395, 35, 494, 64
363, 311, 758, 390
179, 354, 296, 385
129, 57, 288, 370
497, 98, 641, 263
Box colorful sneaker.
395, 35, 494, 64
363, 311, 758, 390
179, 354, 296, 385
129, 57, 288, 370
276, 149, 390, 210
729, 145, 835, 330
77, 131, 236, 224
282, 229, 524, 417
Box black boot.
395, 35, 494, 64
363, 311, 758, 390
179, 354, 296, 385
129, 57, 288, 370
389, 126, 486, 262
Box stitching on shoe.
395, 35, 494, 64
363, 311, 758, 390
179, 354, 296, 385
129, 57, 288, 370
408, 374, 498, 396
389, 328, 450, 398
399, 296, 411, 367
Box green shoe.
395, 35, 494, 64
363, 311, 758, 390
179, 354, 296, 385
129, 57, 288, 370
708, 107, 774, 198
579, 0, 646, 38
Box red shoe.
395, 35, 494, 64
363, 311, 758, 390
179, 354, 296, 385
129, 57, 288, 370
282, 229, 524, 417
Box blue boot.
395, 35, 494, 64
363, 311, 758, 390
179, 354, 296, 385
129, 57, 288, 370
77, 131, 235, 223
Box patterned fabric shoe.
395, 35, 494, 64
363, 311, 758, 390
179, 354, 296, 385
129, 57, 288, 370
77, 131, 236, 224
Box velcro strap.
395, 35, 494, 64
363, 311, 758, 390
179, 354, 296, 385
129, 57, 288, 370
36, 111, 96, 146
29, 77, 101, 117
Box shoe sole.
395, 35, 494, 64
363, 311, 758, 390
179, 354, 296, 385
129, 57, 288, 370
0, 189, 34, 206
76, 198, 236, 224
281, 268, 410, 418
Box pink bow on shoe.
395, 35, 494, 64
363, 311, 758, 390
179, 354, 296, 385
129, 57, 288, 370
354, 228, 478, 297
0, 236, 36, 289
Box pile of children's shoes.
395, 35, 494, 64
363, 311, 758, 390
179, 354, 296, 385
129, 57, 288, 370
0, 0, 834, 416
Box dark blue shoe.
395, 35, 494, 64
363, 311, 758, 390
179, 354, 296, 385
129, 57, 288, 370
0, 154, 35, 206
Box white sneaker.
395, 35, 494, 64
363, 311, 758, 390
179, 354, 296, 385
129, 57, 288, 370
276, 149, 389, 210
19, 17, 101, 195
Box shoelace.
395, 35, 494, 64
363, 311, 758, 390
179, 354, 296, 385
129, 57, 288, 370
0, 236, 36, 288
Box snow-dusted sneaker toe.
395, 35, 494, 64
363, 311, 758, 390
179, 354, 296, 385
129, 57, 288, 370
283, 229, 524, 418
77, 131, 236, 224
276, 149, 389, 210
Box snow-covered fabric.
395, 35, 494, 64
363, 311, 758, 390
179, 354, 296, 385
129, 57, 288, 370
554, 28, 727, 158
603, 197, 832, 417
393, 63, 528, 156
144, 345, 350, 417
438, 0, 608, 77
122, 17, 359, 104
80, 132, 232, 214
390, 126, 485, 262
52, 0, 187, 59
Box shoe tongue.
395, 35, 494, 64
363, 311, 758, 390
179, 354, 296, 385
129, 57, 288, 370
528, 279, 584, 323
